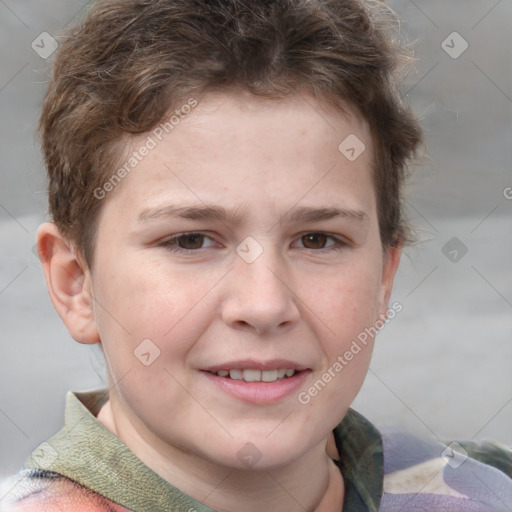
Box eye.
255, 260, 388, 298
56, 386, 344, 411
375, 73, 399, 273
160, 232, 217, 252
294, 232, 347, 252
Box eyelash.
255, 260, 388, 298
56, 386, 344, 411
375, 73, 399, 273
159, 232, 348, 254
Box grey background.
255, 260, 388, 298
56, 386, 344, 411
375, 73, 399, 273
1, 0, 511, 482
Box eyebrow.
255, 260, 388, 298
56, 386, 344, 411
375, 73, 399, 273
138, 204, 368, 225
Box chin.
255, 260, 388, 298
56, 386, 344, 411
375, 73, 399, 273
211, 430, 316, 471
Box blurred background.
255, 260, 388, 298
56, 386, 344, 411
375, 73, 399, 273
1, 0, 511, 480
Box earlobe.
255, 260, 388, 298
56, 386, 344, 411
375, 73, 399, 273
378, 244, 402, 318
37, 222, 100, 344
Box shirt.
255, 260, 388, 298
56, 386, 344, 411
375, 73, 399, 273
1, 389, 511, 511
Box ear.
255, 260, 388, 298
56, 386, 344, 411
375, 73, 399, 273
377, 244, 402, 319
37, 222, 100, 344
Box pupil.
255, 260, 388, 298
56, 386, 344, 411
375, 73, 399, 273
303, 233, 326, 249
180, 234, 203, 249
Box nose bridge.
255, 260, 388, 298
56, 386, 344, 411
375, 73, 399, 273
222, 237, 299, 333
235, 238, 289, 302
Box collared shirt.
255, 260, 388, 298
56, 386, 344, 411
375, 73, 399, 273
1, 389, 511, 511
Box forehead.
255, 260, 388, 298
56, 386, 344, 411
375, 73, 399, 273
183, 90, 370, 156
100, 90, 375, 224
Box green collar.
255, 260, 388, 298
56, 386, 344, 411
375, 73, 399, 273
25, 390, 383, 511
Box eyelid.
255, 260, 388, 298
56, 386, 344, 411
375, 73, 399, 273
292, 232, 350, 251
159, 231, 350, 254
158, 232, 219, 252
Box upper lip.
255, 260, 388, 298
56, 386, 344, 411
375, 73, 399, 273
202, 359, 310, 372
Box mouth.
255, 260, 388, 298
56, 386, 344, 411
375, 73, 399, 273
207, 368, 299, 382
200, 360, 311, 404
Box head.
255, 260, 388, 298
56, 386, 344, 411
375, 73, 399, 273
37, 0, 422, 474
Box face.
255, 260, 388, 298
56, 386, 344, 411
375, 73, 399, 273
83, 90, 400, 470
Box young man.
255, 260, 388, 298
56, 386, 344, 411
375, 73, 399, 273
2, 0, 511, 511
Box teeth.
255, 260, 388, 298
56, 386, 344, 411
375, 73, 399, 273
261, 370, 278, 382
277, 369, 287, 379
243, 369, 261, 382
229, 369, 243, 380
217, 369, 297, 382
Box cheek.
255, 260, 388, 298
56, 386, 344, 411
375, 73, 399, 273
91, 254, 223, 381
314, 261, 383, 344
304, 275, 379, 419
94, 256, 198, 337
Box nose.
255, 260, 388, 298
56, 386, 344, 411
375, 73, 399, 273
221, 245, 300, 335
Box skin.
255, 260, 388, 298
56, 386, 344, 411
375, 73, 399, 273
38, 90, 401, 512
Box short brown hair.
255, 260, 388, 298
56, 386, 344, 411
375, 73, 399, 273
40, 0, 423, 267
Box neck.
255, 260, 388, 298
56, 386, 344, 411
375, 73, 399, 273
97, 400, 344, 512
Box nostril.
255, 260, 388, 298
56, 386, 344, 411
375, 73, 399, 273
234, 321, 263, 334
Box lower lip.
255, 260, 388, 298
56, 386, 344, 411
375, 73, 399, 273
201, 370, 311, 404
